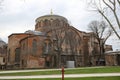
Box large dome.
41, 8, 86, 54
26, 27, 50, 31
35, 14, 69, 32
35, 15, 68, 23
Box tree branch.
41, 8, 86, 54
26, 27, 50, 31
117, 0, 120, 5
103, 0, 120, 29
103, 0, 114, 11
113, 11, 120, 29
98, 9, 120, 39
103, 30, 112, 44
100, 26, 105, 38
109, 0, 115, 5
113, 0, 116, 11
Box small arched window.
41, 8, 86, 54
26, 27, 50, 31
23, 43, 25, 50
15, 48, 20, 63
38, 22, 41, 27
52, 19, 60, 27
55, 19, 60, 26
8, 49, 10, 62
32, 39, 37, 54
44, 19, 49, 26
41, 20, 44, 27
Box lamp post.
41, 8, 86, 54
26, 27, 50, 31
61, 66, 64, 80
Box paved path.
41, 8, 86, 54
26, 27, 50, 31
0, 66, 104, 74
0, 67, 119, 79
0, 73, 120, 79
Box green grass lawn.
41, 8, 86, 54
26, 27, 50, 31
6, 76, 120, 80
0, 66, 120, 76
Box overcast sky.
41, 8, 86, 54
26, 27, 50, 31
0, 0, 120, 50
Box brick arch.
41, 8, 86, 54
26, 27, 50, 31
51, 19, 65, 27
44, 19, 50, 26
15, 48, 20, 64
32, 39, 37, 54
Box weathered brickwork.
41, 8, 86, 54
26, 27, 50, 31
26, 55, 45, 68
0, 40, 7, 69
7, 34, 32, 67
105, 51, 120, 66
7, 14, 113, 69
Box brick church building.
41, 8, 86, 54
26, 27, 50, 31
7, 13, 111, 69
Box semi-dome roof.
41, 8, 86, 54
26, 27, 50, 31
25, 30, 45, 36
35, 14, 68, 23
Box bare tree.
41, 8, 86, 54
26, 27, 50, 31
46, 23, 81, 67
88, 20, 112, 64
87, 0, 120, 39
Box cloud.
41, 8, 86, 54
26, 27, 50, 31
0, 0, 119, 50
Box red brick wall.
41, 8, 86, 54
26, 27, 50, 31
27, 55, 45, 68
8, 34, 31, 65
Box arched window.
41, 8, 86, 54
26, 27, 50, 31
8, 49, 10, 62
38, 22, 41, 27
55, 19, 60, 27
23, 43, 25, 50
32, 39, 37, 54
44, 19, 49, 26
15, 48, 20, 63
52, 19, 60, 27
41, 20, 44, 27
